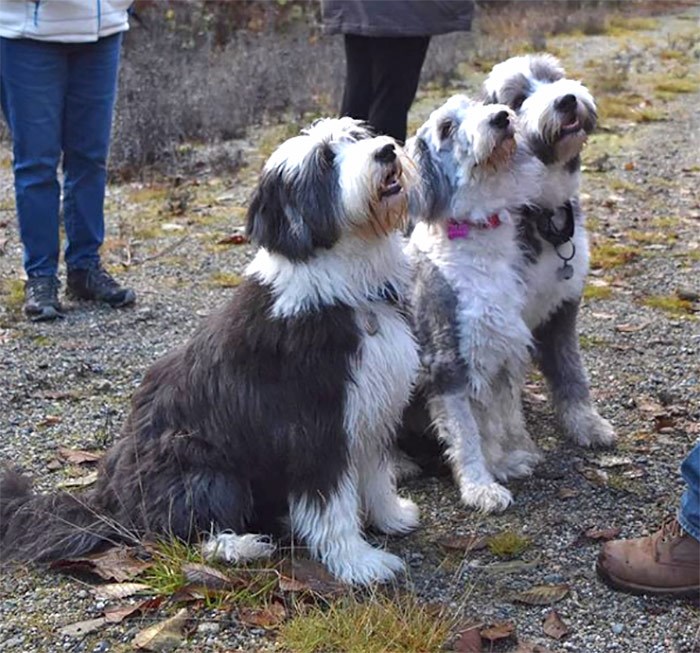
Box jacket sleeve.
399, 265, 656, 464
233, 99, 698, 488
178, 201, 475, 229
321, 0, 474, 37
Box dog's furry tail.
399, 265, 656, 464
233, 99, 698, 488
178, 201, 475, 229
0, 467, 124, 563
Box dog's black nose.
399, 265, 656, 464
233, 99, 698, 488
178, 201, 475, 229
490, 110, 511, 130
374, 143, 396, 163
555, 94, 577, 112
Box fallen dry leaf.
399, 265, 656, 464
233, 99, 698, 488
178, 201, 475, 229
438, 534, 489, 552
238, 603, 286, 629
51, 546, 153, 582
59, 617, 108, 638
133, 607, 189, 651
453, 625, 483, 653
480, 621, 515, 642
56, 470, 98, 489
216, 233, 248, 245
104, 597, 164, 624
93, 582, 152, 601
182, 562, 239, 590
38, 415, 62, 427
653, 413, 675, 432
58, 447, 103, 465
46, 458, 64, 471
584, 526, 621, 541
557, 487, 579, 500
615, 320, 651, 333
278, 558, 346, 597
512, 584, 570, 606
543, 610, 570, 640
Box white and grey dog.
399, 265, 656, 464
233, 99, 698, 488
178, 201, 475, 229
484, 54, 615, 447
0, 118, 420, 586
404, 96, 545, 512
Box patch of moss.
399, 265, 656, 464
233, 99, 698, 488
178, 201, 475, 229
608, 178, 637, 193
606, 15, 659, 35
579, 334, 609, 349
650, 216, 681, 230
279, 593, 452, 653
597, 95, 665, 123
33, 335, 52, 347
627, 230, 677, 246
590, 242, 641, 270
654, 77, 699, 95
210, 271, 243, 288
487, 531, 531, 558
0, 278, 24, 314
642, 294, 694, 316
583, 284, 613, 301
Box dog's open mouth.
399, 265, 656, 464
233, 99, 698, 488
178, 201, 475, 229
379, 165, 402, 199
559, 117, 582, 138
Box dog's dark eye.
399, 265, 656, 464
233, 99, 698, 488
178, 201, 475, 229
320, 143, 336, 166
512, 94, 527, 110
438, 119, 454, 141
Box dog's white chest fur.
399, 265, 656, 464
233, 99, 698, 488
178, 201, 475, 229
346, 304, 419, 442
410, 221, 531, 402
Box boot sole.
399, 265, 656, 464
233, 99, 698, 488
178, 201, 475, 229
596, 560, 700, 597
66, 289, 136, 308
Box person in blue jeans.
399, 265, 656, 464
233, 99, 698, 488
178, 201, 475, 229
0, 1, 135, 321
597, 442, 699, 597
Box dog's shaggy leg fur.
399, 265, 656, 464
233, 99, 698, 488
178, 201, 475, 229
534, 301, 615, 447
357, 444, 420, 535
429, 392, 513, 513
489, 374, 542, 480
289, 474, 405, 585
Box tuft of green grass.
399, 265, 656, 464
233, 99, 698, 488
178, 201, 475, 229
487, 531, 531, 558
279, 593, 452, 653
642, 294, 694, 316
654, 77, 699, 95
583, 284, 613, 301
141, 538, 278, 609
606, 15, 658, 35
590, 242, 640, 270
597, 95, 665, 123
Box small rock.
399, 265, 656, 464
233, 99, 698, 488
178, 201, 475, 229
2, 636, 24, 648
677, 287, 699, 302
611, 623, 624, 635
196, 622, 221, 636
92, 642, 109, 653
76, 589, 89, 599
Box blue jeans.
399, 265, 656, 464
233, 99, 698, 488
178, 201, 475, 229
0, 34, 122, 278
678, 441, 700, 541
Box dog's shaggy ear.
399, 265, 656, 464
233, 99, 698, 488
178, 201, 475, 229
246, 144, 340, 261
406, 135, 449, 223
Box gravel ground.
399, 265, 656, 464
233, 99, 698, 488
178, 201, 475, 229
1, 7, 699, 653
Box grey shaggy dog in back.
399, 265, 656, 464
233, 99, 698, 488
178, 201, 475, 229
483, 53, 615, 447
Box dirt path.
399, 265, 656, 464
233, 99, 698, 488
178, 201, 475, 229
1, 6, 699, 653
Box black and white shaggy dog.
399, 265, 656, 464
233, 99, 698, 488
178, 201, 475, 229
483, 54, 615, 447
403, 95, 545, 512
0, 117, 422, 586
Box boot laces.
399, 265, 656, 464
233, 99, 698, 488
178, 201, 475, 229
660, 517, 684, 543
91, 266, 121, 292
28, 276, 60, 303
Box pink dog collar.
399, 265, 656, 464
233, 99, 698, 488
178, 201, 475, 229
447, 213, 501, 240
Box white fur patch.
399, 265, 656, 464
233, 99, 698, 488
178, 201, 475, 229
202, 532, 275, 563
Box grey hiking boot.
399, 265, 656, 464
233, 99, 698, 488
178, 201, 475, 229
66, 266, 136, 308
24, 276, 64, 322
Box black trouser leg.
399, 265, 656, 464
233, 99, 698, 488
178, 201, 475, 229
340, 34, 430, 143
340, 34, 374, 122
368, 36, 430, 143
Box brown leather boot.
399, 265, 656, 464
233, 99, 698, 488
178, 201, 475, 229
596, 518, 700, 597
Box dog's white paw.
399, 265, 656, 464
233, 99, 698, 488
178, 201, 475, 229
492, 448, 542, 481
371, 497, 420, 535
460, 482, 513, 513
562, 406, 616, 448
325, 542, 405, 586
202, 532, 275, 563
